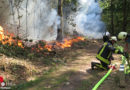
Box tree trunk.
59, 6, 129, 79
110, 0, 114, 35
56, 0, 63, 41
16, 7, 20, 37
123, 0, 127, 32
9, 0, 15, 23
26, 0, 28, 39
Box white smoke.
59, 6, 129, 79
76, 0, 106, 39
8, 0, 60, 41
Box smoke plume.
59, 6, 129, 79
76, 0, 106, 39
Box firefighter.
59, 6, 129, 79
118, 32, 130, 85
91, 36, 124, 70
118, 32, 130, 53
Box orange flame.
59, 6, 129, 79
0, 25, 85, 52
44, 36, 85, 51
0, 26, 24, 48
44, 45, 52, 51
18, 40, 24, 48
0, 26, 5, 41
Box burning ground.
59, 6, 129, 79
0, 25, 88, 85
0, 25, 85, 57
0, 37, 99, 88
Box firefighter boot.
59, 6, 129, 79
91, 62, 101, 70
91, 62, 95, 70
91, 62, 97, 70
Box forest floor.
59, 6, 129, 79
0, 39, 130, 90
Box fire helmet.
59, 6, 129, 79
110, 36, 117, 42
118, 32, 128, 40
106, 31, 110, 36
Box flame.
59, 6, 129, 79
44, 45, 52, 51
0, 25, 85, 52
35, 37, 85, 51
18, 40, 24, 48
0, 26, 24, 48
0, 26, 4, 41
44, 36, 85, 51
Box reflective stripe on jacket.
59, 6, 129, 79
96, 41, 119, 64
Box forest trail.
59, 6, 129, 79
26, 47, 99, 90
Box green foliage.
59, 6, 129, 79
64, 0, 77, 5
99, 0, 111, 10
99, 0, 130, 34
64, 0, 78, 11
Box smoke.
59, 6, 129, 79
8, 0, 60, 41
76, 0, 106, 39
6, 0, 105, 40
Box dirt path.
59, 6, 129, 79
26, 48, 99, 90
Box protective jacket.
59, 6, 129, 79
96, 41, 122, 65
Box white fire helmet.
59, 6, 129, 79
110, 36, 117, 42
118, 32, 128, 40
106, 31, 110, 36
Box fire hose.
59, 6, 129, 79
92, 65, 115, 90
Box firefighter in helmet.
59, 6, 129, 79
118, 32, 130, 53
91, 36, 124, 70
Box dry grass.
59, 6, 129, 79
0, 54, 49, 84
